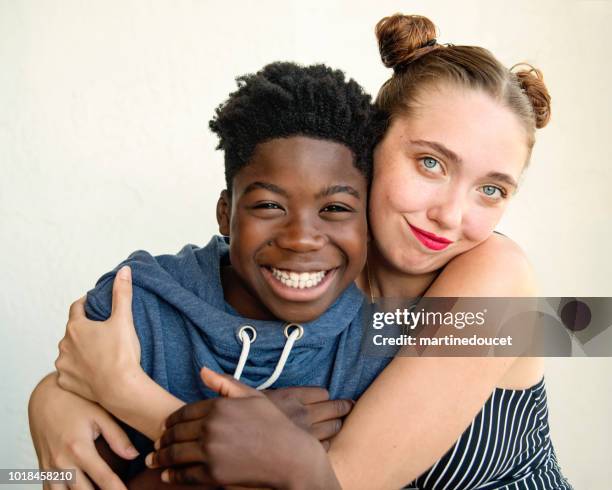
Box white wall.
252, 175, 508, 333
2, 1, 610, 488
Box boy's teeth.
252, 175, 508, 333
270, 267, 328, 289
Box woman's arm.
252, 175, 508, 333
150, 234, 542, 489
55, 267, 185, 441
28, 372, 138, 490
328, 234, 541, 488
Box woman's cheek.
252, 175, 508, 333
462, 207, 503, 243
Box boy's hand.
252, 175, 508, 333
55, 266, 142, 403
146, 368, 341, 488
264, 386, 353, 446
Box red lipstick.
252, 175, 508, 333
408, 223, 453, 251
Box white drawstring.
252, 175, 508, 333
233, 325, 256, 381
233, 323, 304, 390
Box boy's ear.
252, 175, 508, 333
216, 190, 231, 237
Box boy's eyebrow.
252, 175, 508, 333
242, 181, 289, 197
315, 185, 361, 199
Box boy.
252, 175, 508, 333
42, 62, 387, 485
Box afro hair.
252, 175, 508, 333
209, 62, 382, 189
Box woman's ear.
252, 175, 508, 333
216, 190, 231, 237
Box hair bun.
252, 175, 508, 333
375, 14, 438, 71
512, 64, 551, 129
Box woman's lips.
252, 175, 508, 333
408, 223, 453, 251
261, 266, 338, 302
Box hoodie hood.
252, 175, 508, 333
86, 236, 369, 399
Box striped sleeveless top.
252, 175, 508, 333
406, 379, 572, 489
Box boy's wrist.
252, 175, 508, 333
283, 437, 341, 490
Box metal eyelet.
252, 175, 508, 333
283, 323, 304, 340
237, 325, 257, 343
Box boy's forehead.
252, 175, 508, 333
232, 136, 365, 193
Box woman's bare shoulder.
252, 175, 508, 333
428, 234, 537, 297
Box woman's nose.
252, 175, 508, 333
426, 189, 464, 230
274, 215, 326, 252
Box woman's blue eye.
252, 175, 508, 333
421, 157, 440, 171
481, 185, 504, 199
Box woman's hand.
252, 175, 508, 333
28, 372, 138, 490
55, 266, 142, 403
146, 368, 341, 489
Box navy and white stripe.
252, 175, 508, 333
407, 379, 572, 489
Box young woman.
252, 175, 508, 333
30, 13, 567, 490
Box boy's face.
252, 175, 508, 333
218, 136, 368, 323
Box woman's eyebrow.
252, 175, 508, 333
410, 140, 518, 189
242, 181, 289, 197
410, 139, 462, 164
315, 185, 361, 199
486, 172, 518, 190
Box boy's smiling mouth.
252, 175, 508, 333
260, 266, 339, 302
270, 267, 327, 288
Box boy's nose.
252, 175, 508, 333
275, 216, 326, 253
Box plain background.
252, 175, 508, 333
2, 1, 611, 488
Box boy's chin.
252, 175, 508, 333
268, 300, 333, 325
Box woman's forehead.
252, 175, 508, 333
387, 88, 529, 177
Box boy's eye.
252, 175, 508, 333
251, 202, 285, 216
321, 204, 352, 213
479, 185, 506, 200
420, 157, 443, 174
254, 202, 282, 210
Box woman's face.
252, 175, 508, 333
369, 85, 530, 275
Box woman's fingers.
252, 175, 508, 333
306, 398, 353, 424
75, 443, 127, 490
43, 483, 68, 490
95, 413, 139, 461
146, 441, 205, 468
111, 266, 133, 318
68, 297, 87, 321
67, 468, 95, 490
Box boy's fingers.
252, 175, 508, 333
96, 414, 139, 461
157, 419, 203, 449
146, 442, 204, 468
165, 400, 213, 429
111, 266, 133, 318
162, 465, 214, 485
68, 297, 87, 321
286, 386, 330, 404
200, 367, 261, 399
306, 399, 353, 424
310, 419, 343, 441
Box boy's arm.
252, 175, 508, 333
55, 267, 185, 441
